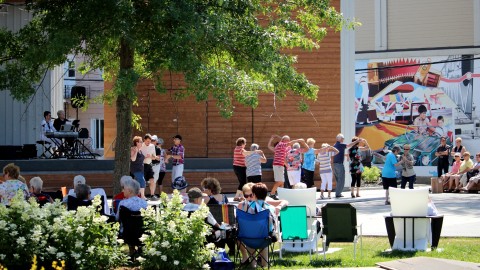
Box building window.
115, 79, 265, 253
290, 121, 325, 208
91, 119, 104, 149
67, 61, 75, 78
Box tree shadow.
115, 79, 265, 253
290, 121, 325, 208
309, 258, 343, 268
375, 249, 418, 259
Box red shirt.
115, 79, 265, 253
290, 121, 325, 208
273, 141, 290, 166
233, 146, 246, 167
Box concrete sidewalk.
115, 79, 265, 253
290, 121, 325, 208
226, 185, 480, 237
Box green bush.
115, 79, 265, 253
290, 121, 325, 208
362, 166, 381, 183
140, 190, 215, 270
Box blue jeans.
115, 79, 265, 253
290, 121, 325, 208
333, 163, 345, 196
133, 171, 146, 188
401, 175, 416, 189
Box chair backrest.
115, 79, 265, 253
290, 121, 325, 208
43, 190, 63, 201
390, 188, 429, 216
119, 206, 144, 246
67, 195, 92, 211
321, 203, 357, 243
280, 206, 308, 240
236, 209, 270, 239
277, 187, 317, 217
209, 204, 236, 226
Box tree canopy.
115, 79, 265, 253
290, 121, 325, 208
0, 0, 357, 192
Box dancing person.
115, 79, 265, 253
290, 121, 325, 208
333, 133, 361, 198
243, 144, 267, 184
316, 143, 339, 199
285, 140, 308, 187
435, 136, 450, 178
169, 134, 185, 183
381, 146, 401, 205
399, 144, 416, 189
267, 135, 302, 200
141, 134, 157, 200
130, 136, 146, 199
152, 136, 168, 195
233, 137, 247, 201
302, 138, 327, 188
348, 137, 364, 198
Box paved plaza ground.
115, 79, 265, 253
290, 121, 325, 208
226, 185, 480, 238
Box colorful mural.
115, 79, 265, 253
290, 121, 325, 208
354, 55, 480, 175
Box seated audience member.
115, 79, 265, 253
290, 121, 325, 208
171, 176, 189, 204
116, 179, 148, 221
451, 152, 474, 192
64, 175, 110, 215
67, 184, 92, 211
442, 153, 462, 191
113, 175, 135, 213
237, 183, 256, 211
461, 153, 480, 191
241, 183, 277, 268
0, 163, 29, 205
183, 187, 221, 242
29, 176, 53, 206
201, 177, 228, 205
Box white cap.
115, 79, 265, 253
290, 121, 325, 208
151, 135, 158, 141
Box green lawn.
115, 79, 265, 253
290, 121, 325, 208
268, 237, 480, 269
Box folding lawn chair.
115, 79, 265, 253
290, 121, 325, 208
321, 203, 362, 260
279, 205, 318, 260
235, 209, 275, 269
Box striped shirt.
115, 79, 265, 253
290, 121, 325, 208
273, 141, 290, 166
317, 152, 333, 173
233, 146, 246, 167
246, 153, 262, 177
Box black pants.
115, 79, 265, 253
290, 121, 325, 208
351, 173, 361, 187
233, 165, 247, 191
401, 175, 415, 189
437, 158, 449, 178
247, 175, 262, 183
302, 168, 315, 188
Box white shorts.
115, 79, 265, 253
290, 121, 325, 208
273, 165, 285, 182
172, 164, 184, 182
152, 164, 160, 183
287, 170, 301, 186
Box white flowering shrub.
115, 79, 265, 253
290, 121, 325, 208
0, 193, 128, 269
141, 190, 216, 270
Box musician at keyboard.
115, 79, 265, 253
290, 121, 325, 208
40, 111, 61, 146
53, 110, 74, 147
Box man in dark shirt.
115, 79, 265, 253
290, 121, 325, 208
333, 134, 360, 198
435, 136, 450, 178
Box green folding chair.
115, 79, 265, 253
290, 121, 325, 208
279, 206, 319, 260
321, 203, 362, 260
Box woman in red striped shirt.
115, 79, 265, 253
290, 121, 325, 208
233, 137, 247, 201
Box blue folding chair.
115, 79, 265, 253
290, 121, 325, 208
235, 209, 274, 269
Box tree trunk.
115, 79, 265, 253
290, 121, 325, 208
113, 38, 135, 194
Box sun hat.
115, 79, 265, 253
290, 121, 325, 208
172, 176, 188, 190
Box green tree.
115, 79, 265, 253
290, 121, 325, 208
0, 0, 357, 193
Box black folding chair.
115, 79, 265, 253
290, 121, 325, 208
119, 206, 145, 260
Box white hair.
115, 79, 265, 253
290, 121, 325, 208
73, 175, 86, 187
292, 143, 300, 149
250, 143, 259, 151
120, 175, 133, 187
29, 176, 43, 193
123, 178, 140, 195
336, 133, 344, 141
281, 135, 290, 141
